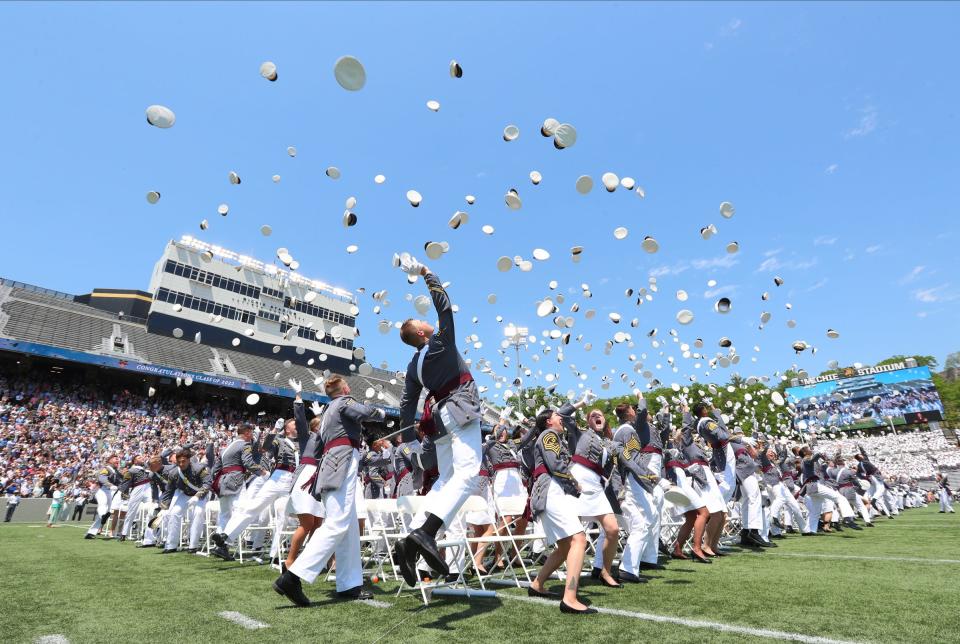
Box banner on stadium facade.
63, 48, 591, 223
0, 337, 401, 416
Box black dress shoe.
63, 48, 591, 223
864, 522, 875, 527
337, 586, 373, 600
118, 535, 127, 542
616, 571, 648, 584
691, 553, 713, 564
658, 541, 670, 555
560, 600, 598, 615
641, 561, 667, 570
273, 571, 310, 607
136, 543, 154, 548
186, 548, 200, 554
590, 567, 602, 580
392, 539, 419, 587
407, 529, 448, 577
800, 531, 819, 536
210, 544, 235, 561
761, 539, 777, 548
211, 532, 227, 549
527, 586, 559, 598
785, 527, 797, 534
161, 548, 178, 554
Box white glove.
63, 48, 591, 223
579, 391, 598, 406
310, 401, 323, 416
288, 378, 302, 394
658, 479, 672, 492
394, 252, 424, 276
274, 418, 284, 431
499, 406, 514, 421
187, 495, 199, 507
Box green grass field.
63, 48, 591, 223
1, 507, 958, 644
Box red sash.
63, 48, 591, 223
419, 372, 475, 436
211, 465, 244, 495
571, 455, 603, 477
492, 461, 521, 472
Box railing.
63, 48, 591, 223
0, 277, 76, 301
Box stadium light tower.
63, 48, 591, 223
503, 325, 529, 400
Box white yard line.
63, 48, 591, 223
217, 611, 269, 630
760, 552, 960, 565
361, 599, 392, 608
505, 595, 865, 644
35, 636, 70, 644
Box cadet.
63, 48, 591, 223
85, 453, 122, 540
272, 374, 385, 606
164, 446, 213, 553
118, 455, 153, 542
392, 257, 483, 587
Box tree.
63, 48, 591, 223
876, 355, 938, 370
945, 351, 960, 371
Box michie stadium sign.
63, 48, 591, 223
798, 362, 909, 386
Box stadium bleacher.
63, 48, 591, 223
0, 279, 405, 407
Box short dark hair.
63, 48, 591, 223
614, 403, 632, 424
400, 319, 421, 347
176, 448, 192, 459
535, 409, 554, 432
238, 423, 255, 436
692, 402, 711, 418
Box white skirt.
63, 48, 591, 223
671, 469, 706, 514
540, 478, 584, 546
692, 465, 727, 514
287, 464, 324, 517
493, 467, 526, 500
570, 463, 613, 519
465, 487, 495, 526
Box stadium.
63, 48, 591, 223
3, 241, 959, 643
3, 3, 960, 644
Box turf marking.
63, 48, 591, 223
217, 611, 269, 630
35, 636, 70, 644
362, 598, 391, 608
505, 595, 865, 644
760, 552, 960, 565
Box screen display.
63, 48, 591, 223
785, 366, 945, 431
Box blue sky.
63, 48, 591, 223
1, 2, 958, 400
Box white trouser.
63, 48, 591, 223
269, 496, 292, 558
289, 450, 361, 590
620, 479, 658, 575
411, 408, 482, 529
868, 478, 890, 515
167, 490, 207, 549
217, 493, 239, 533
86, 487, 112, 535
739, 475, 763, 530
940, 489, 954, 512
717, 446, 737, 502
853, 494, 873, 523
803, 484, 853, 532
883, 489, 900, 515
121, 485, 150, 537
768, 483, 805, 534
223, 470, 294, 542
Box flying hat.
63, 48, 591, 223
334, 55, 366, 90
503, 125, 519, 141
259, 61, 278, 81
449, 60, 463, 78
719, 201, 735, 218
146, 191, 160, 204
426, 100, 440, 112
145, 105, 175, 128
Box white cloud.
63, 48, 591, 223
691, 255, 739, 270
917, 311, 928, 319
814, 236, 837, 246
897, 265, 926, 285
825, 164, 839, 175
805, 278, 829, 292
703, 284, 738, 298
763, 248, 782, 257
913, 284, 957, 304
865, 244, 883, 254
755, 255, 818, 273
649, 263, 689, 278
846, 105, 879, 138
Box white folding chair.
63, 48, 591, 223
200, 499, 220, 556
362, 498, 402, 581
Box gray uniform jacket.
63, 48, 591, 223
392, 444, 416, 498
697, 411, 731, 474
530, 426, 579, 515
801, 453, 825, 486
730, 437, 758, 482
613, 408, 661, 494
261, 432, 299, 472
557, 403, 611, 478
292, 400, 321, 483
312, 395, 385, 495
211, 438, 261, 497
758, 450, 781, 487
399, 272, 480, 440
151, 464, 179, 508
97, 465, 122, 488
679, 411, 709, 488
175, 459, 213, 499
409, 437, 438, 493
835, 465, 859, 503
485, 439, 524, 473
363, 449, 391, 499
118, 465, 151, 497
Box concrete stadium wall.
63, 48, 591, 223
1, 499, 97, 524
